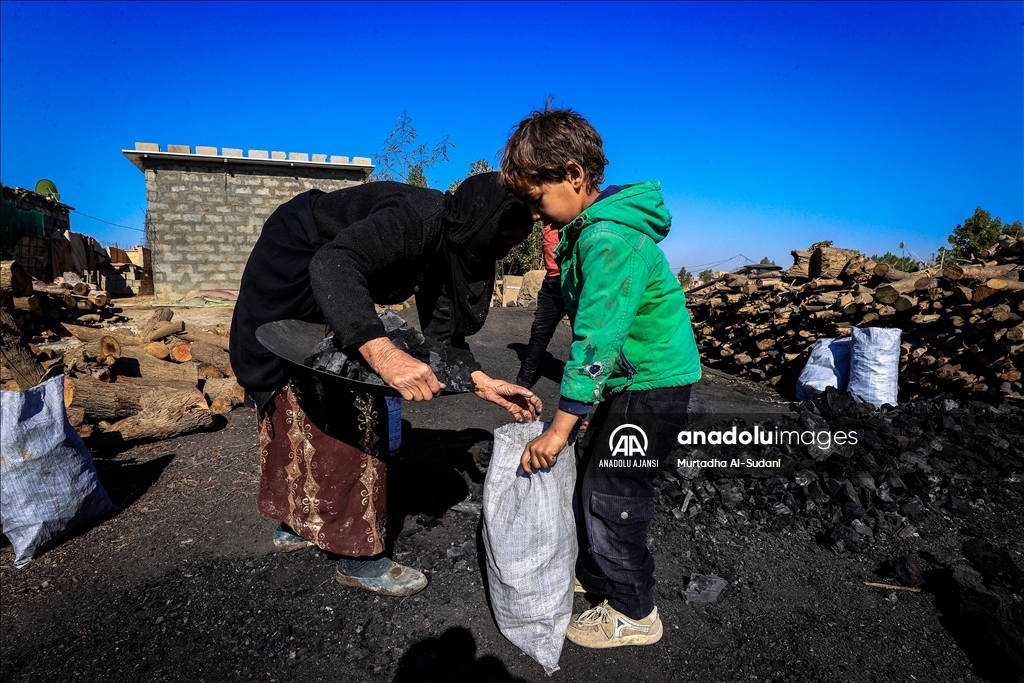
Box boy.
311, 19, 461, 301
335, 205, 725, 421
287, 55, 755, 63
498, 108, 702, 648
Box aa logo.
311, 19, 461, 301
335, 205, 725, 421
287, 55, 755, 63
608, 424, 648, 458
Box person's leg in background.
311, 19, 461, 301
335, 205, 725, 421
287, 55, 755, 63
515, 276, 567, 389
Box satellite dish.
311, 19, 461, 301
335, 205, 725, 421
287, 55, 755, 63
35, 179, 60, 201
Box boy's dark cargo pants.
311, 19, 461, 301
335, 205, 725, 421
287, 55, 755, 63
574, 385, 691, 620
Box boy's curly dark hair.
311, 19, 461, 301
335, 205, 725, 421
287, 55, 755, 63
499, 108, 608, 193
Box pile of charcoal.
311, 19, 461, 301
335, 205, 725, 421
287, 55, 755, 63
659, 388, 1023, 552
305, 311, 476, 392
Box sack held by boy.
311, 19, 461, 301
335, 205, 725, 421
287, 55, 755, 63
498, 107, 703, 649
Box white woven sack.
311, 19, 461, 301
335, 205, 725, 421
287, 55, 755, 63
482, 421, 576, 675
848, 327, 902, 407
795, 337, 852, 401
1, 375, 113, 568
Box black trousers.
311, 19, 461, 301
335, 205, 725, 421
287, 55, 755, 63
515, 276, 567, 389
574, 385, 691, 619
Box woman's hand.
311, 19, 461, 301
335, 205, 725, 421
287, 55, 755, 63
520, 409, 580, 474
471, 371, 542, 422
357, 337, 442, 401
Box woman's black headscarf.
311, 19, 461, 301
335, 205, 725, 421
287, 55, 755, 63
441, 172, 533, 337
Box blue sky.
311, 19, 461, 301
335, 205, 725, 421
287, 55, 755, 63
1, 1, 1021, 274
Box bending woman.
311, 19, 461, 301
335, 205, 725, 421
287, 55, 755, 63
230, 172, 541, 596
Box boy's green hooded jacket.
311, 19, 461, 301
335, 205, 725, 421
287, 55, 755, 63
555, 181, 702, 404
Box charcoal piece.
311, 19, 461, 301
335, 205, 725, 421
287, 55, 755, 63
841, 502, 868, 521
475, 441, 493, 469
890, 553, 925, 587
719, 486, 745, 510
682, 573, 728, 604
823, 477, 843, 499
820, 524, 859, 552
884, 472, 908, 497
303, 312, 477, 393
416, 513, 438, 529
851, 520, 873, 537
837, 479, 862, 506
793, 469, 817, 487
850, 471, 876, 491
872, 509, 893, 535
902, 471, 929, 496
964, 538, 1024, 594
941, 494, 972, 517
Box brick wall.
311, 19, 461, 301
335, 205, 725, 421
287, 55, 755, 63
125, 144, 372, 296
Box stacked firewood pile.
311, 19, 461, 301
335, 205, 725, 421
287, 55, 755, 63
58, 308, 244, 441
2, 259, 122, 335
686, 237, 1024, 401
2, 258, 245, 444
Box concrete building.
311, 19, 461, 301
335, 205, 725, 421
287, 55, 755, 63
124, 143, 373, 296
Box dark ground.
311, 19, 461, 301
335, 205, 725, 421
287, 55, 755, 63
2, 308, 1022, 683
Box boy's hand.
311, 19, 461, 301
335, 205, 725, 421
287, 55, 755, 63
357, 337, 443, 401
520, 409, 580, 475
472, 371, 542, 422
521, 429, 566, 474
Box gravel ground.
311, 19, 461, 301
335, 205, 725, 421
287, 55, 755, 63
2, 307, 1022, 683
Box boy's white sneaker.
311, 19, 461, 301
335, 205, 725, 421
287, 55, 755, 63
565, 600, 663, 648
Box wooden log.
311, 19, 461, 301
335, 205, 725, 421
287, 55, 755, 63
144, 341, 170, 360
145, 321, 185, 343
196, 362, 223, 379
62, 323, 141, 346
1007, 323, 1024, 342
894, 295, 919, 313
914, 276, 939, 292
75, 300, 94, 312
139, 308, 174, 340
114, 345, 199, 383
725, 274, 749, 288
12, 295, 40, 311
973, 286, 1001, 304
875, 278, 921, 304
66, 406, 86, 428
1, 260, 33, 296
786, 250, 812, 278
34, 283, 71, 296
104, 388, 213, 442
165, 337, 193, 363
203, 377, 245, 414
113, 375, 202, 393
71, 282, 89, 296
987, 278, 1024, 292
942, 264, 1020, 281
810, 246, 861, 278
0, 310, 45, 389
87, 291, 109, 308
186, 340, 231, 373
76, 314, 102, 324
85, 335, 121, 361
802, 278, 845, 291
873, 263, 914, 281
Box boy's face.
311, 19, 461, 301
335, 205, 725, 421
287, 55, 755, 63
511, 161, 596, 229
